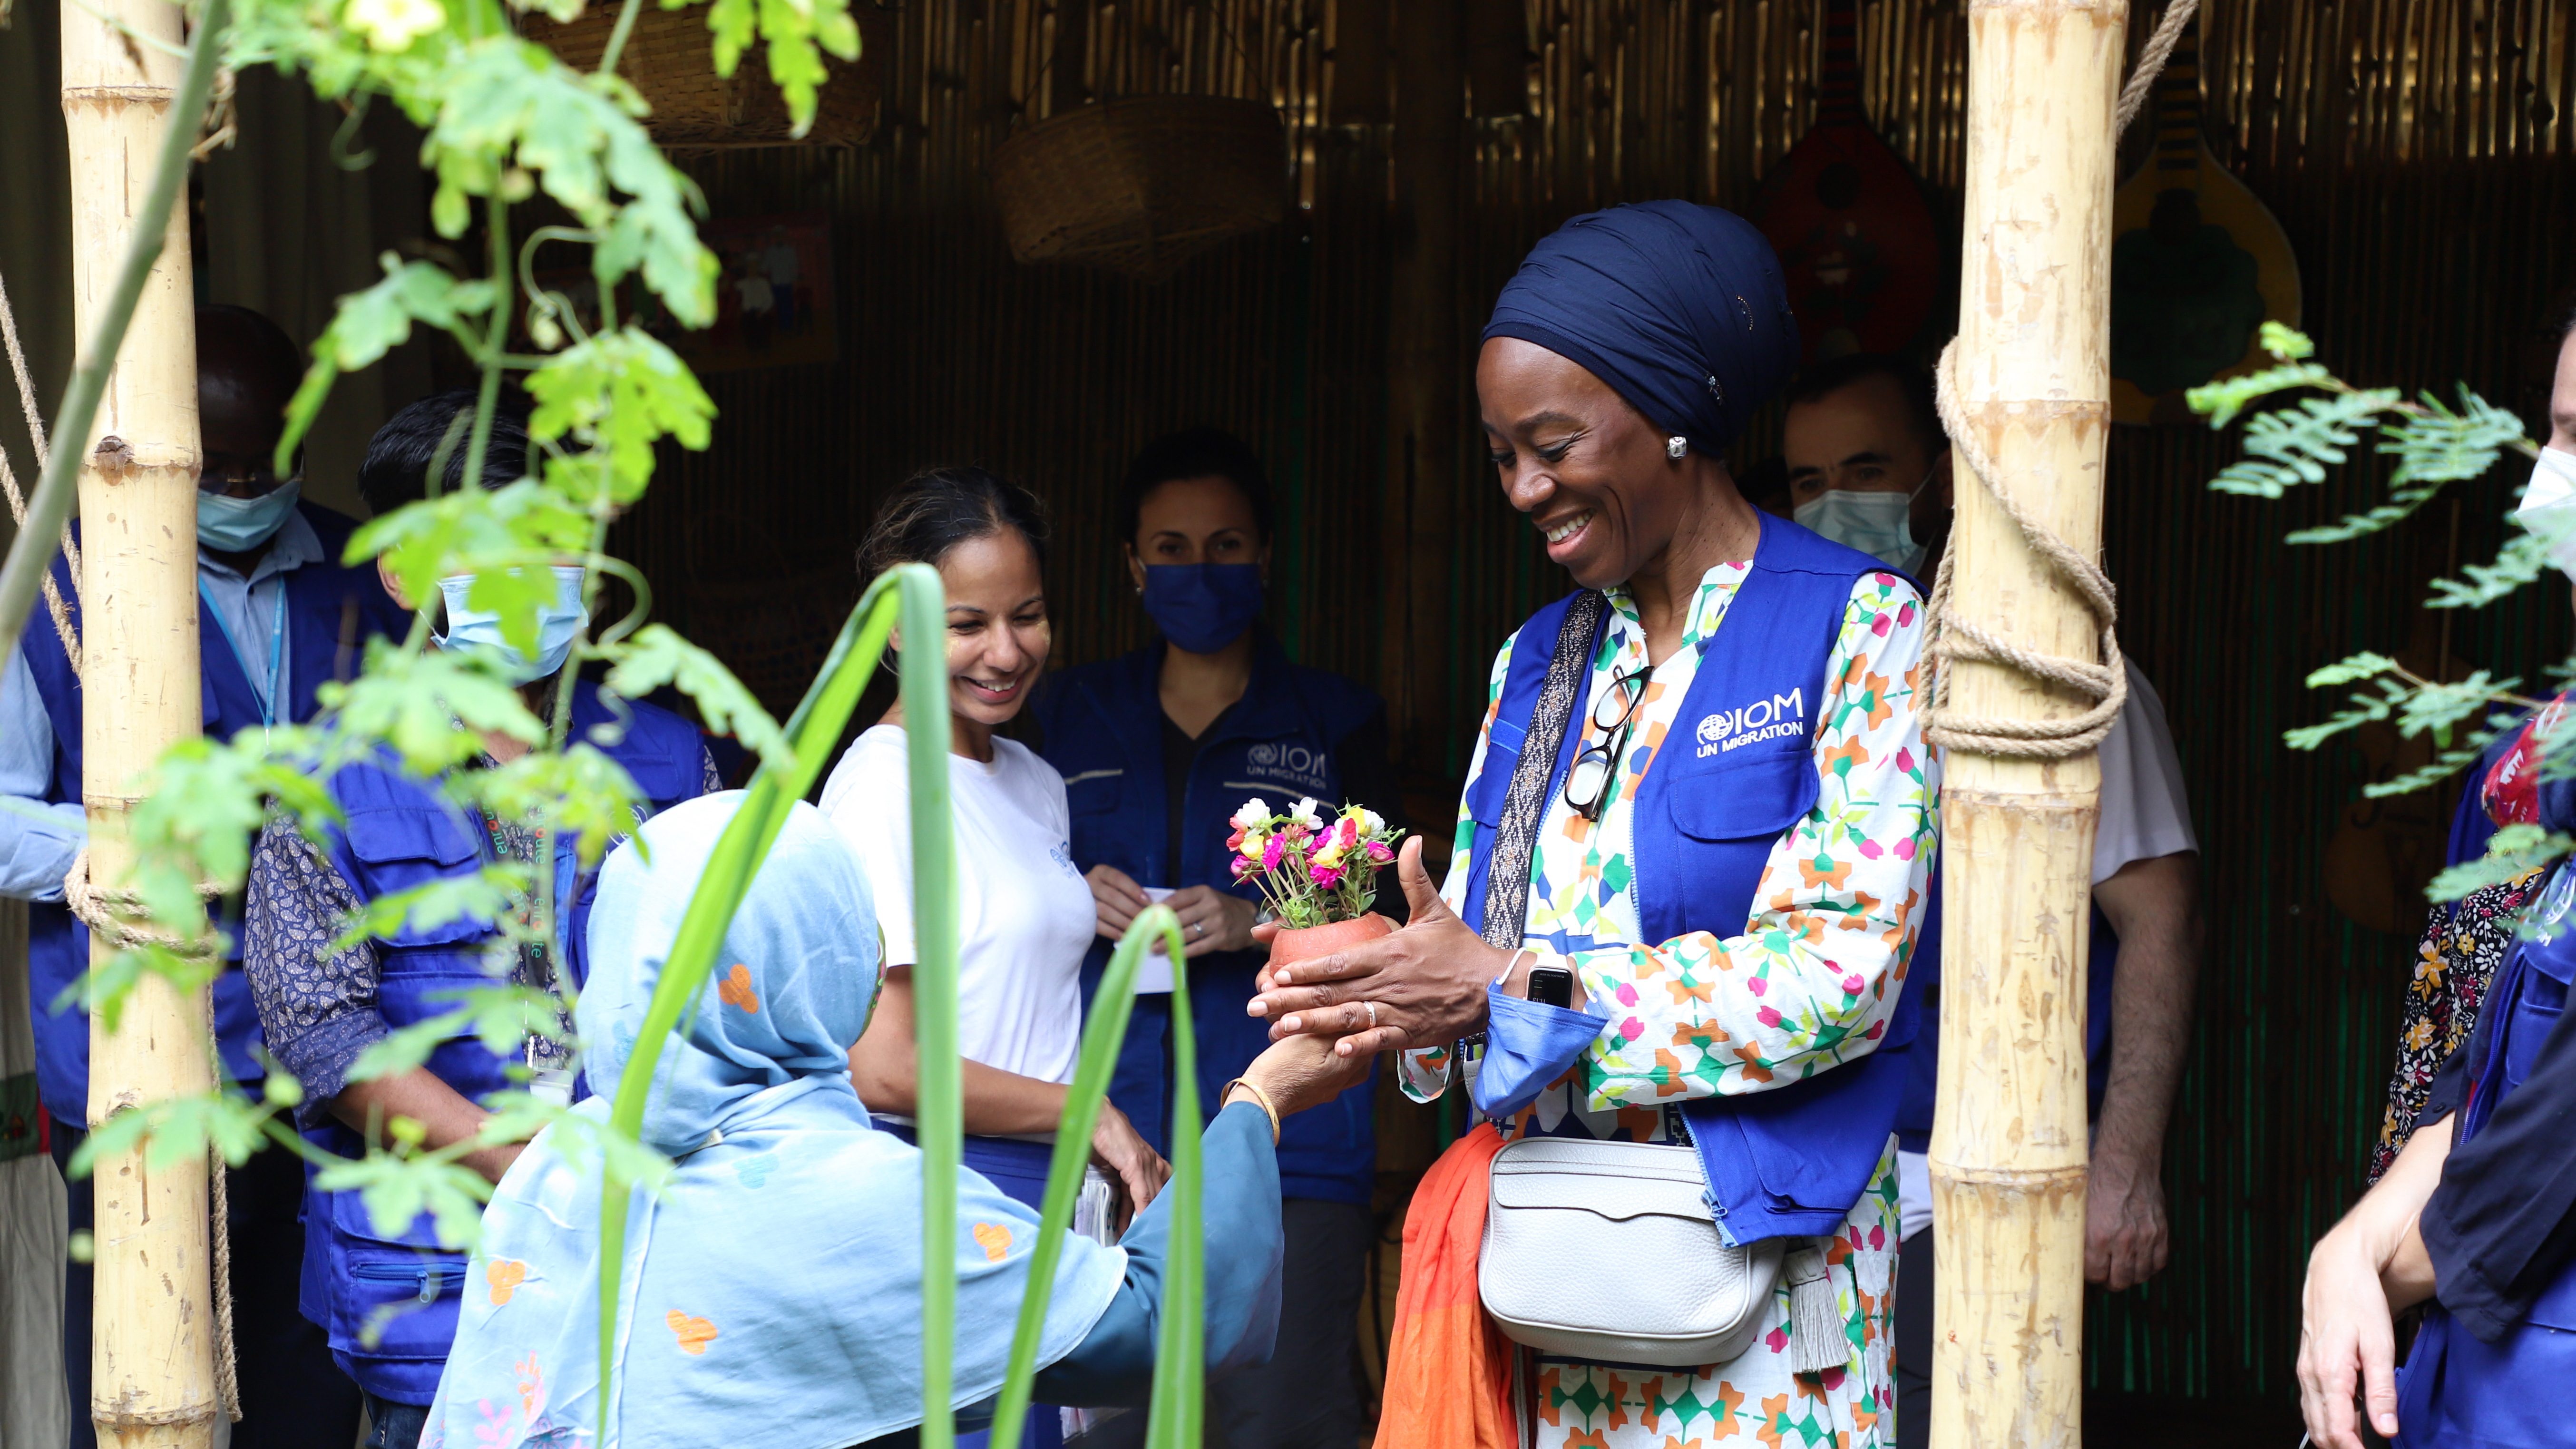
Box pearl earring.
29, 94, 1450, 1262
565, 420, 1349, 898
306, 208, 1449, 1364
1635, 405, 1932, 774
1666, 436, 1688, 460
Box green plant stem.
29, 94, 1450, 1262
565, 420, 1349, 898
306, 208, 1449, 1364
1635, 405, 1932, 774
903, 574, 963, 1449
981, 905, 1186, 1449
596, 0, 646, 77
456, 197, 512, 502
0, 0, 231, 681
591, 564, 928, 1429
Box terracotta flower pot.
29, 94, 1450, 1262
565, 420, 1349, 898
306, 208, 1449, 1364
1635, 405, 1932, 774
1268, 912, 1395, 968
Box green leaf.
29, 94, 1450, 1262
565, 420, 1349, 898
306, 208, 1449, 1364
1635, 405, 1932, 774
467, 743, 649, 868
2304, 652, 2400, 688
2209, 390, 2402, 501
2259, 321, 2317, 361
2186, 361, 2333, 430
330, 865, 532, 952
347, 1007, 478, 1082
524, 326, 716, 504
2427, 823, 2575, 904
347, 479, 590, 610
279, 256, 497, 473
311, 1145, 496, 1249
323, 638, 548, 776
68, 1090, 279, 1179
2428, 530, 2555, 610
602, 624, 792, 773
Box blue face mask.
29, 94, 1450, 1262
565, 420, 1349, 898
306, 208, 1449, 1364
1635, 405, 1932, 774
434, 565, 592, 685
1792, 470, 1933, 575
196, 476, 302, 552
1140, 563, 1265, 654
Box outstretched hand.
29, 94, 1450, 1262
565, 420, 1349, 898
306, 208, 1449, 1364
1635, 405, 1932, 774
1246, 836, 1515, 1057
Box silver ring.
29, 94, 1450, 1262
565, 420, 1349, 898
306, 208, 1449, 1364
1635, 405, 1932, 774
1365, 1000, 1379, 1029
1191, 920, 1204, 937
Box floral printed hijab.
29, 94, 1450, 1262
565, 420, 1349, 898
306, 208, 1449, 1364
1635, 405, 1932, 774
423, 793, 1125, 1449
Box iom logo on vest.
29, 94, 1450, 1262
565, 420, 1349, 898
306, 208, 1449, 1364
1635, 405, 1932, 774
1696, 690, 1805, 758
1240, 741, 1330, 795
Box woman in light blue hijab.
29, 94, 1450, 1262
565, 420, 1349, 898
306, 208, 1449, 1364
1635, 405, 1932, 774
420, 793, 1365, 1449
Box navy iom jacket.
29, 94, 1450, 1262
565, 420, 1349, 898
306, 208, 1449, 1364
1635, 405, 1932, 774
1035, 635, 1392, 1206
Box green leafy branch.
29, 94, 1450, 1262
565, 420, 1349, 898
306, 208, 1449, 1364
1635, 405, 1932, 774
2195, 326, 2572, 903
2192, 322, 2540, 549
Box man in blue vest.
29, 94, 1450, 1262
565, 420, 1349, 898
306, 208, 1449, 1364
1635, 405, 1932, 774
1780, 353, 2204, 1448
241, 390, 714, 1449
2, 305, 406, 1449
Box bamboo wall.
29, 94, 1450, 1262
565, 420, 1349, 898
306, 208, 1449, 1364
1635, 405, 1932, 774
614, 0, 2576, 1412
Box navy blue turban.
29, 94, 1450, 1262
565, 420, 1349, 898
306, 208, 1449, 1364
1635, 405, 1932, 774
1483, 200, 1800, 457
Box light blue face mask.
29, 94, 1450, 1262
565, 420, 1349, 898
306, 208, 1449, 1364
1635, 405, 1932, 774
433, 565, 592, 685
1792, 470, 1933, 575
195, 476, 302, 552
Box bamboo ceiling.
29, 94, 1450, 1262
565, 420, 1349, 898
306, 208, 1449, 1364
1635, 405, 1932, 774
599, 0, 2576, 1413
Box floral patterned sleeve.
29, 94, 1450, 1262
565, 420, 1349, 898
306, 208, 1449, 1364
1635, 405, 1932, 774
1395, 636, 1519, 1104
1568, 574, 1935, 1109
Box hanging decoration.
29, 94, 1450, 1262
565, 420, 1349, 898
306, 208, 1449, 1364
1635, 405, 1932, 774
1750, 0, 1945, 366
2108, 10, 2302, 425
987, 96, 1288, 284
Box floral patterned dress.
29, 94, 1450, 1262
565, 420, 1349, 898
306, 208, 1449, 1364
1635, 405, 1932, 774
1402, 563, 1937, 1449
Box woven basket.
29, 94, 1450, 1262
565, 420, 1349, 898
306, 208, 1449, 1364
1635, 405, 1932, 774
987, 96, 1288, 282
519, 4, 879, 150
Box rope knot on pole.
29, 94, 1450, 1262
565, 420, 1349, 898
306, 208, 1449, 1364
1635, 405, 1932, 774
1922, 340, 2128, 759
62, 846, 225, 958
1913, 0, 2195, 762
62, 845, 244, 1424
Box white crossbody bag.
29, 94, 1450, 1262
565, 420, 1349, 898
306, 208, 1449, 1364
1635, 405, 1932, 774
1466, 591, 1844, 1373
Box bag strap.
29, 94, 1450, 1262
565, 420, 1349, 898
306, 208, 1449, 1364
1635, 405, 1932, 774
1479, 590, 1606, 949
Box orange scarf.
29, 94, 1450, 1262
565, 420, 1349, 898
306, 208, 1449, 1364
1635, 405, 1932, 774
1373, 1123, 1516, 1449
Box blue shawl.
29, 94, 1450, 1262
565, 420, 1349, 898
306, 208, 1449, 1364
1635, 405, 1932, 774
422, 793, 1126, 1449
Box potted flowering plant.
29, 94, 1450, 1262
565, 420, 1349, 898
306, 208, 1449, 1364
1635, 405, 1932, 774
1229, 796, 1407, 964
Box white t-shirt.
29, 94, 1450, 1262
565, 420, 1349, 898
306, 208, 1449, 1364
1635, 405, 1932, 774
1897, 658, 2198, 1241
818, 725, 1095, 1091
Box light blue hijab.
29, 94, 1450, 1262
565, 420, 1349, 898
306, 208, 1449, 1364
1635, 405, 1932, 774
422, 793, 1126, 1449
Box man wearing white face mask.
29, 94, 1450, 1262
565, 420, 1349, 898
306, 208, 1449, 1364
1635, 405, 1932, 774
1783, 353, 2205, 1449
236, 392, 717, 1449
2, 305, 409, 1449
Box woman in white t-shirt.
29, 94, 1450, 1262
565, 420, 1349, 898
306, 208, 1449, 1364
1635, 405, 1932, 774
820, 467, 1171, 1263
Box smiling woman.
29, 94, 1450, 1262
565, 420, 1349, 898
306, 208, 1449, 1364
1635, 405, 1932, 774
1257, 202, 1936, 1449
817, 467, 1171, 1449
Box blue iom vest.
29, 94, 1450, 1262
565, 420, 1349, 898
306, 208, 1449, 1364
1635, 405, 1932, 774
2393, 863, 2576, 1449
1460, 517, 1922, 1244
18, 502, 409, 1125
1036, 635, 1387, 1205
296, 681, 706, 1404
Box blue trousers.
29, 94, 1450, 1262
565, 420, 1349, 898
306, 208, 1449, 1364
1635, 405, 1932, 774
877, 1123, 1067, 1449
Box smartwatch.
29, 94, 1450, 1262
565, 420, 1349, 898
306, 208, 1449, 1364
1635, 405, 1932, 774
1527, 963, 1576, 1009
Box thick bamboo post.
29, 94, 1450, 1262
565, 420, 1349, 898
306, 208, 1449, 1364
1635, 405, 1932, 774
1930, 3, 2125, 1447
61, 0, 218, 1442
1383, 0, 1461, 777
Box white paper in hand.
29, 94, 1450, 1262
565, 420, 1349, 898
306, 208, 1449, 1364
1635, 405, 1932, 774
1132, 887, 1176, 994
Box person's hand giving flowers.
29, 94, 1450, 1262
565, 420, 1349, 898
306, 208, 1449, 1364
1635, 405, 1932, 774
1245, 835, 1532, 1056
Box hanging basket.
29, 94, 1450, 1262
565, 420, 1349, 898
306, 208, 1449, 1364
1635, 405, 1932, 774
987, 96, 1288, 282
518, 4, 880, 150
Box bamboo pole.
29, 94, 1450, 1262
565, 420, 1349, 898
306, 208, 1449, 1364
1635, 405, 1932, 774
1930, 2, 2125, 1446
60, 0, 219, 1441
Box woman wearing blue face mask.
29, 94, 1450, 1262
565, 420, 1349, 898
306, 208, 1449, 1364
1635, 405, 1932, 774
1030, 428, 1399, 1449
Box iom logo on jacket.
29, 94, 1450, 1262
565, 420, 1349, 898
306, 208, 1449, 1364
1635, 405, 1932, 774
1239, 740, 1330, 795
1696, 689, 1805, 758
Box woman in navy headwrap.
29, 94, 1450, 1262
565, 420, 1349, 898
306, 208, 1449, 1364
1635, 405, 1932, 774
1253, 202, 1935, 1448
